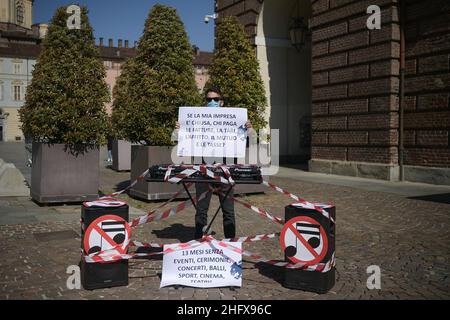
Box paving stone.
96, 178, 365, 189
0, 152, 449, 300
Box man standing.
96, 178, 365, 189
177, 85, 252, 239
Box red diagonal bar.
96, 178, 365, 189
93, 224, 126, 254
287, 224, 319, 260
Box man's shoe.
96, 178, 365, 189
194, 224, 205, 240
224, 224, 236, 239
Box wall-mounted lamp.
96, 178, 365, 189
289, 17, 308, 51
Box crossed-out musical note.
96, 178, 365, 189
87, 220, 126, 254
285, 222, 321, 258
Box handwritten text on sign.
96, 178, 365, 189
160, 241, 242, 288
177, 107, 248, 158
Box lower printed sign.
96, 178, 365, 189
160, 241, 242, 288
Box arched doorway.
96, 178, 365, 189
256, 0, 312, 165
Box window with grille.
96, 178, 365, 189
16, 4, 24, 25
13, 85, 21, 101
14, 63, 21, 74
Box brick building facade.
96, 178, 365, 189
402, 0, 450, 184
216, 0, 449, 185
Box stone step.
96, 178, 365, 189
0, 157, 29, 197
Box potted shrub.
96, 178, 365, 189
112, 4, 201, 200
19, 6, 110, 203
207, 16, 270, 194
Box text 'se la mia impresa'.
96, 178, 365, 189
187, 113, 237, 119
185, 112, 238, 126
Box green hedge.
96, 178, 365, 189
207, 16, 267, 132
19, 6, 110, 151
112, 4, 201, 146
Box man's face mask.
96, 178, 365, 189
206, 97, 221, 108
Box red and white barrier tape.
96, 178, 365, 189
231, 195, 284, 225
165, 165, 196, 183
214, 238, 336, 272
130, 188, 210, 227
144, 182, 194, 218
86, 164, 336, 271
85, 238, 207, 263
83, 199, 127, 208
207, 184, 284, 226
165, 164, 234, 185
85, 227, 334, 272
159, 164, 333, 224
84, 232, 279, 263
99, 169, 150, 199
133, 230, 281, 247
222, 232, 279, 243
83, 182, 209, 262
262, 180, 335, 223
205, 239, 240, 265
194, 164, 226, 184
217, 164, 235, 185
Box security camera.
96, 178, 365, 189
204, 14, 217, 24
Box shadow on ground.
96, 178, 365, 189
115, 180, 131, 192
133, 246, 164, 261
31, 198, 83, 207
255, 262, 284, 286
280, 163, 309, 171
151, 223, 197, 243
131, 223, 201, 262
408, 193, 450, 204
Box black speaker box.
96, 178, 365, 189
80, 201, 129, 290
283, 203, 336, 294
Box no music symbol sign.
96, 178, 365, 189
83, 215, 131, 256
280, 216, 328, 266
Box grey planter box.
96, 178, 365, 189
112, 139, 132, 171
130, 145, 186, 200
31, 142, 99, 203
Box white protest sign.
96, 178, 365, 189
177, 107, 248, 158
160, 241, 243, 288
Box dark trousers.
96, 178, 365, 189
194, 183, 235, 239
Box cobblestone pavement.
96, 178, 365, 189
1, 172, 449, 300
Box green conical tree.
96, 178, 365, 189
19, 6, 110, 151
207, 16, 267, 132
112, 4, 202, 145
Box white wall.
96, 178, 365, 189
0, 57, 35, 141
256, 0, 312, 162
1, 0, 33, 29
